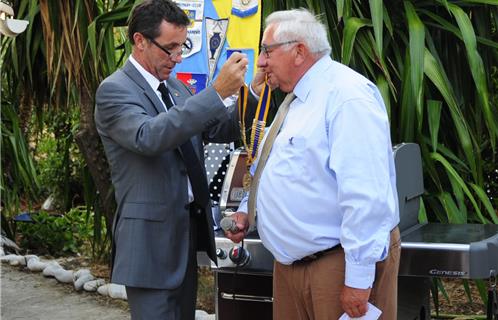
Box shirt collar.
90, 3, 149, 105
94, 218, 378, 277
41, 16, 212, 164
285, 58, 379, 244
293, 55, 333, 103
129, 55, 164, 92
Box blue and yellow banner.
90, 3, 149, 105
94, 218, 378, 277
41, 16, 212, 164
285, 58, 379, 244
173, 0, 261, 89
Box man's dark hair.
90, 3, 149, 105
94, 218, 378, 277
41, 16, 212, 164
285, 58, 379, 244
128, 0, 190, 44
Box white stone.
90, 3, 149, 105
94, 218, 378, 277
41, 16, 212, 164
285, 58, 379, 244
97, 283, 110, 296
54, 268, 74, 283
0, 254, 26, 266
26, 256, 48, 272
74, 270, 94, 291
1, 254, 16, 262
108, 283, 127, 300
195, 310, 215, 320
73, 268, 91, 279
42, 261, 63, 277
83, 279, 106, 292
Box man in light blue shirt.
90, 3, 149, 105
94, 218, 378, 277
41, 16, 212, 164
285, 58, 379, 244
226, 8, 400, 319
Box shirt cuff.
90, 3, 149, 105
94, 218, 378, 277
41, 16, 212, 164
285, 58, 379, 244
237, 196, 249, 214
215, 91, 236, 107
249, 83, 260, 100
345, 261, 376, 289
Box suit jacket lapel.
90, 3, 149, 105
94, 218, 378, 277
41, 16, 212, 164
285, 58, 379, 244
167, 79, 203, 159
122, 61, 203, 160
167, 79, 187, 109
122, 60, 165, 115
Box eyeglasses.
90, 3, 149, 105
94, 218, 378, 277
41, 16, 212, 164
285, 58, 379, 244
147, 37, 191, 58
260, 40, 298, 58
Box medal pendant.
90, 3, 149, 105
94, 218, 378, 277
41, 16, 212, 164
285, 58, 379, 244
243, 172, 252, 191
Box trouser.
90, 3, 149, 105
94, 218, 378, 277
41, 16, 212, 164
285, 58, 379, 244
273, 227, 401, 320
126, 212, 199, 320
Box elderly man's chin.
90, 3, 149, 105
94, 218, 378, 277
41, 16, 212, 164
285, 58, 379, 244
266, 76, 280, 90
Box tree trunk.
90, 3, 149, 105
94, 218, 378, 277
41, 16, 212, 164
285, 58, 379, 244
75, 87, 115, 232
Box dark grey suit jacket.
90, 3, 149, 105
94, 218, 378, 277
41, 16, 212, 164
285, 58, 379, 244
95, 60, 245, 289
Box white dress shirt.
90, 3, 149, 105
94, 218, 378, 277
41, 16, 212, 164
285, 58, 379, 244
238, 55, 399, 289
129, 56, 194, 203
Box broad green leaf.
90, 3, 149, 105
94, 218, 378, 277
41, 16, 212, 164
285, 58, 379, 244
436, 278, 450, 303
87, 21, 98, 75
418, 198, 428, 223
449, 3, 496, 149
97, 5, 133, 24
376, 74, 391, 119
104, 27, 117, 75
369, 0, 383, 56
404, 1, 425, 133
436, 143, 470, 172
359, 31, 397, 95
352, 36, 375, 76
337, 0, 352, 20
424, 49, 477, 181
448, 174, 468, 221
470, 183, 498, 223
400, 53, 415, 142
474, 279, 488, 306
427, 100, 442, 152
341, 17, 371, 65
422, 9, 498, 49
336, 0, 344, 20
462, 280, 472, 302
382, 6, 393, 37
439, 0, 450, 12
431, 153, 487, 224
437, 192, 466, 224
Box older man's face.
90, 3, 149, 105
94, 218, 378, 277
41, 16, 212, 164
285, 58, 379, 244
257, 25, 297, 93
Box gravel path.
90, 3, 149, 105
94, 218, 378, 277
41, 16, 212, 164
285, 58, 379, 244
1, 264, 130, 320
1, 264, 215, 320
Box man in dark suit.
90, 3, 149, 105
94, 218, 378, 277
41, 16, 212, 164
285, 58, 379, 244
94, 0, 250, 318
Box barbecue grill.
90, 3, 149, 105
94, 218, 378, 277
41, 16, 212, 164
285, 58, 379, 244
202, 142, 498, 320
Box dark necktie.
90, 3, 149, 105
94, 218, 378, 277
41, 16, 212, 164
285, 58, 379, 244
157, 83, 210, 207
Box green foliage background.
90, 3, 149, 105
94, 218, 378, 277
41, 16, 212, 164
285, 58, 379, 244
0, 0, 497, 313
0, 0, 496, 267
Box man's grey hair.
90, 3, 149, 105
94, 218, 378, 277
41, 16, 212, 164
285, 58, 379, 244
265, 8, 331, 57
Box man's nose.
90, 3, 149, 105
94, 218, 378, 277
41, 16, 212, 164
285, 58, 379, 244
256, 52, 267, 67
172, 54, 183, 63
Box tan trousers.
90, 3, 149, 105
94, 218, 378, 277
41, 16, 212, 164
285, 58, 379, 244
273, 227, 401, 320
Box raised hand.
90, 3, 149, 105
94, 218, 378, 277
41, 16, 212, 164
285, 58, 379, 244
213, 52, 248, 99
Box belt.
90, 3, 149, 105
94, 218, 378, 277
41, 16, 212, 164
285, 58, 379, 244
294, 244, 341, 264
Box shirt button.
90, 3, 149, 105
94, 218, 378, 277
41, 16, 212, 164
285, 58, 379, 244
184, 204, 190, 210
197, 208, 202, 214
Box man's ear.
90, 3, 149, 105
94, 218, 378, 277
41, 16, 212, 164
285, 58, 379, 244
294, 43, 307, 66
133, 32, 146, 51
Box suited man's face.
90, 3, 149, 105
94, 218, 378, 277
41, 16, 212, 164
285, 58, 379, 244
133, 20, 187, 81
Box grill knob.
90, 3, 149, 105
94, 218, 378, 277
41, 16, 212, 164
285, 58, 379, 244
216, 248, 227, 259
229, 246, 250, 266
